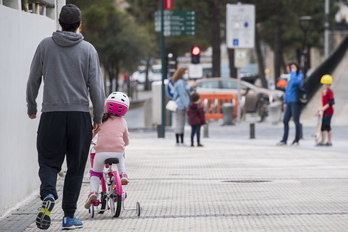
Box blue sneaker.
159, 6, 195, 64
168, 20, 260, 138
36, 194, 55, 230
62, 217, 83, 230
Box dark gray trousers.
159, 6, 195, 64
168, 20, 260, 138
37, 112, 92, 218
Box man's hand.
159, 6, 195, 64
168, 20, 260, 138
28, 114, 37, 119
92, 123, 101, 137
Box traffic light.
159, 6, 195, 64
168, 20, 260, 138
191, 46, 201, 64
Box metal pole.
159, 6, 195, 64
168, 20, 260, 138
304, 29, 308, 78
324, 0, 330, 58
160, 0, 166, 138
237, 68, 241, 122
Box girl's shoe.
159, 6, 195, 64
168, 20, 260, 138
326, 142, 332, 146
120, 173, 129, 185
197, 143, 204, 147
84, 192, 97, 209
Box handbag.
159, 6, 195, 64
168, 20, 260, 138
166, 100, 178, 111
297, 87, 308, 105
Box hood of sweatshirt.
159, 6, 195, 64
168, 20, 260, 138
189, 103, 198, 110
52, 30, 84, 47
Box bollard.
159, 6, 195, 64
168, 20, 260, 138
157, 124, 161, 138
203, 123, 209, 138
250, 123, 255, 139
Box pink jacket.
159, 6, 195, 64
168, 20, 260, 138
94, 116, 129, 153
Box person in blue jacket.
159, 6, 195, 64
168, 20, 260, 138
173, 67, 190, 146
277, 62, 304, 146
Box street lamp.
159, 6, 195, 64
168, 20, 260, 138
299, 16, 312, 78
324, 0, 330, 58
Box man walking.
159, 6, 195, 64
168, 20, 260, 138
26, 4, 105, 230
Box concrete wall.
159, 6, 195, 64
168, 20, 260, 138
0, 0, 65, 217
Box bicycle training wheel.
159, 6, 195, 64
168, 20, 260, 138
136, 202, 141, 217
109, 173, 122, 217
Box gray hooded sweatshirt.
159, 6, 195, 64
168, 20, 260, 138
26, 30, 105, 123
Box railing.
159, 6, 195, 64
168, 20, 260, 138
200, 93, 239, 120
304, 33, 348, 101
1, 0, 56, 19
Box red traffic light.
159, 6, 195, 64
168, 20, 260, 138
191, 46, 201, 56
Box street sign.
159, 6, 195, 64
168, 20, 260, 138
234, 49, 249, 68
166, 79, 175, 99
155, 10, 196, 36
226, 4, 255, 48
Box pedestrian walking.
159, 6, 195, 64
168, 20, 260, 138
277, 62, 304, 146
26, 4, 105, 230
316, 75, 335, 146
172, 67, 190, 146
187, 92, 206, 147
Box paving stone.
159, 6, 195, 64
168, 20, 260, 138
1, 120, 347, 232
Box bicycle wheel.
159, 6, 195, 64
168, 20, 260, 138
109, 172, 122, 217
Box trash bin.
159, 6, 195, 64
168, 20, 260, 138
268, 101, 282, 124
222, 102, 234, 125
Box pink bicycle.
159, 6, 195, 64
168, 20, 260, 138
88, 145, 141, 218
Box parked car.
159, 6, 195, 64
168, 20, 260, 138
192, 78, 284, 116
131, 65, 162, 84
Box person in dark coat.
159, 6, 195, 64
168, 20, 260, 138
187, 92, 206, 147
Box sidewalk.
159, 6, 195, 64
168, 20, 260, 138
1, 91, 347, 231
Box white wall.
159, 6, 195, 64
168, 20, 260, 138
0, 0, 65, 216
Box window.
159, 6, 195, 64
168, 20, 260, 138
197, 81, 219, 89
221, 80, 238, 89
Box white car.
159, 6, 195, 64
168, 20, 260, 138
193, 78, 284, 114
131, 65, 162, 84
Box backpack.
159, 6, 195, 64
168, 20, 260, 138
297, 87, 308, 105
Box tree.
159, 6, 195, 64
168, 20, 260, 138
243, 0, 338, 83
126, 0, 221, 75
68, 0, 155, 94
83, 0, 339, 90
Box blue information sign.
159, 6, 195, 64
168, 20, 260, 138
233, 39, 239, 46
166, 79, 175, 99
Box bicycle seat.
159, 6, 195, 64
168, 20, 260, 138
104, 158, 119, 164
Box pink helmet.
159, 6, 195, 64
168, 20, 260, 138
105, 92, 130, 116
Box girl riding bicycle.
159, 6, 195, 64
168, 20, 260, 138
84, 92, 130, 209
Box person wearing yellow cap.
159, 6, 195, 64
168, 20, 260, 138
316, 75, 335, 146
